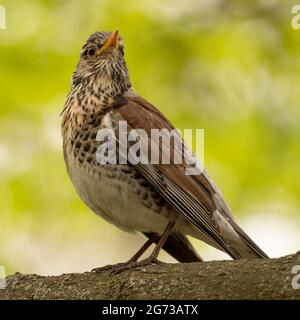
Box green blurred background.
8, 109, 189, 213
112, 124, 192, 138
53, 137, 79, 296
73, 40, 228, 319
0, 0, 299, 276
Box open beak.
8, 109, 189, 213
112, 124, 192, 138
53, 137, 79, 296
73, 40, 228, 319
99, 30, 119, 54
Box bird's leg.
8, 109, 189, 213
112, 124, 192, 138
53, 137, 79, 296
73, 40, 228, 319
110, 221, 176, 274
138, 221, 176, 266
130, 235, 160, 261
92, 234, 159, 273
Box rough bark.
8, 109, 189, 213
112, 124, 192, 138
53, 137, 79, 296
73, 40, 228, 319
1, 252, 300, 300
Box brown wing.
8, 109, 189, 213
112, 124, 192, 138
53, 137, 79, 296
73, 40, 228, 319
111, 94, 268, 259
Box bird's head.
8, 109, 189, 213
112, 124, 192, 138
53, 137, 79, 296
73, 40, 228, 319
72, 31, 132, 96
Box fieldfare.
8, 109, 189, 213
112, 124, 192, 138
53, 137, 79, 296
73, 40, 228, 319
61, 31, 268, 273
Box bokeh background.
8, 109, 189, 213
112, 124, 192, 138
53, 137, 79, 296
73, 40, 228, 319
0, 0, 299, 276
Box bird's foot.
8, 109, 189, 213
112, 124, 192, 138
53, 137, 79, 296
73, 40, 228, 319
109, 257, 165, 275
92, 262, 131, 273
135, 257, 166, 268
92, 257, 165, 275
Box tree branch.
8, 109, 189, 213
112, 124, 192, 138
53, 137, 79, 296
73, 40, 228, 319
1, 252, 300, 299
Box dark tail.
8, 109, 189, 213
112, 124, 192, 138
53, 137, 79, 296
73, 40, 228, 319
143, 231, 203, 263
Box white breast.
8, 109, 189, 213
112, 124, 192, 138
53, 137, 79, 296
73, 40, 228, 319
66, 159, 170, 234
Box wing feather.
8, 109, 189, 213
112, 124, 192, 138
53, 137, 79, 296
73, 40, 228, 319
109, 94, 268, 259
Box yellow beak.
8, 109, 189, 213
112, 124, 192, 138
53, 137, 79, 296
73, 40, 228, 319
99, 30, 119, 54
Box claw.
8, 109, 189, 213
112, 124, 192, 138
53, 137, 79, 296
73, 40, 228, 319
92, 257, 166, 275
92, 262, 129, 273
109, 261, 139, 275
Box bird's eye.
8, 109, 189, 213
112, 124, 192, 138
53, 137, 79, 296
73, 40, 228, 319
87, 48, 96, 56
82, 47, 97, 58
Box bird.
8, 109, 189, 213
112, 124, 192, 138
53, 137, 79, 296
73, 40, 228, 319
61, 30, 268, 273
